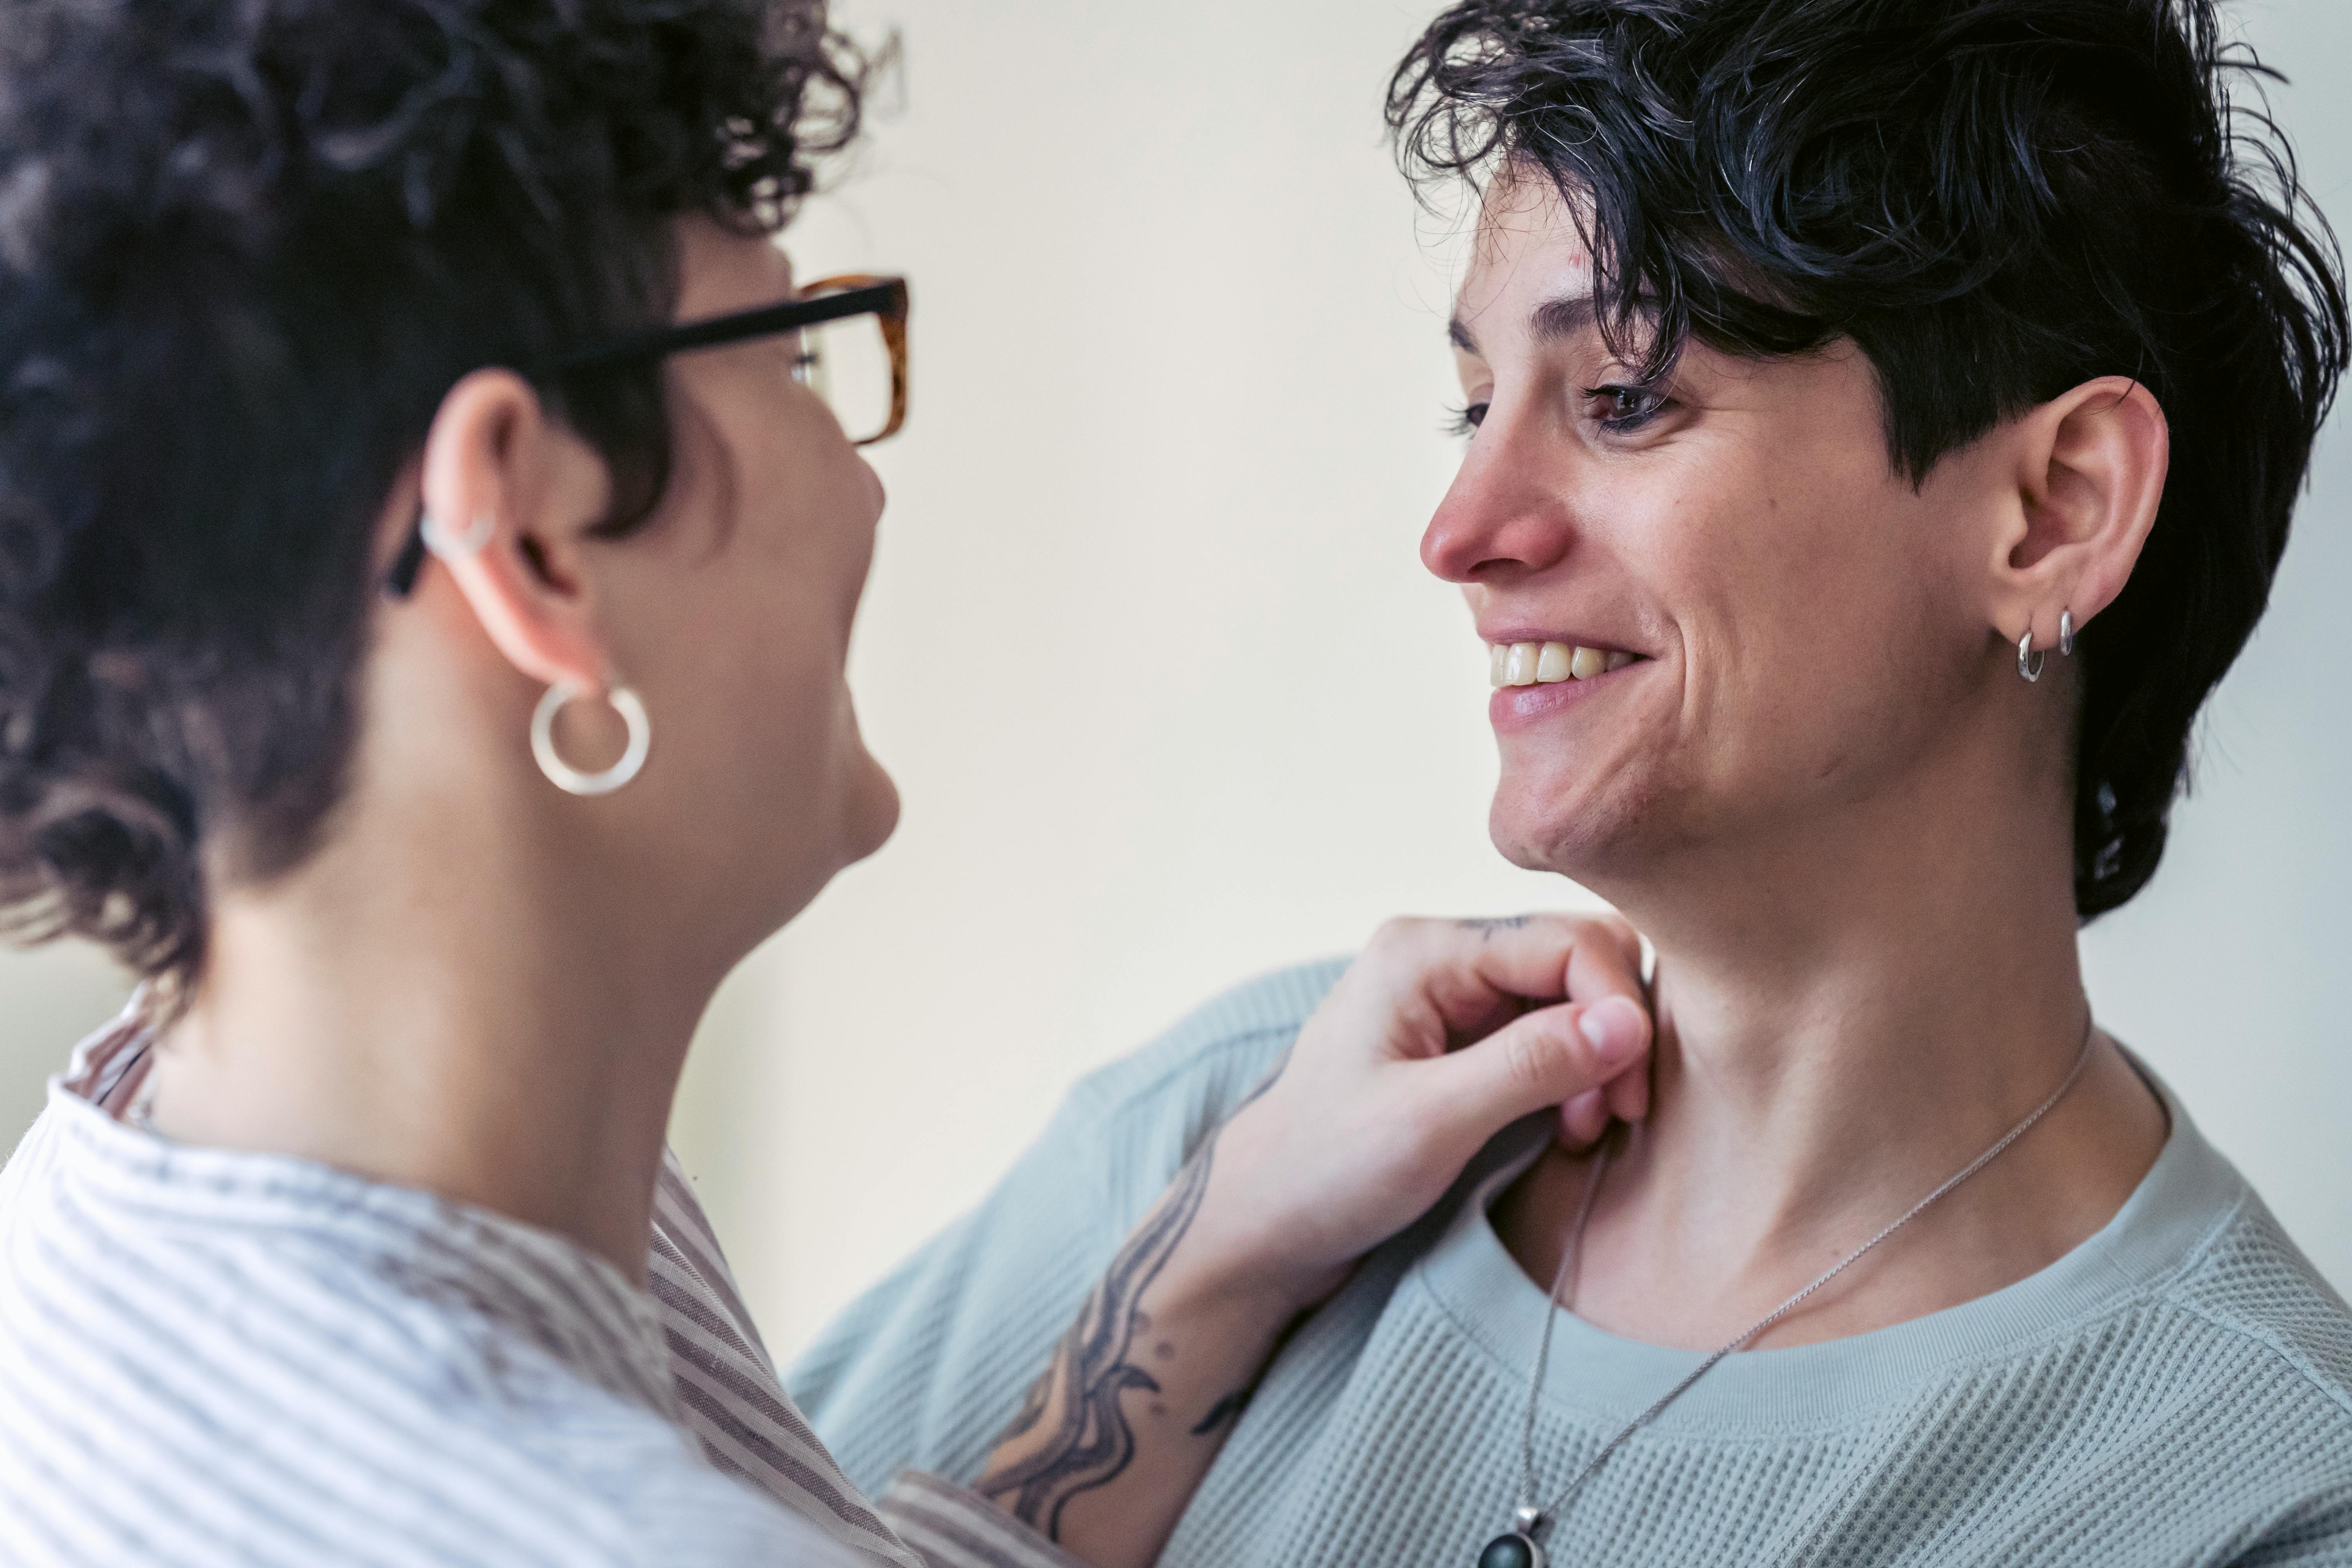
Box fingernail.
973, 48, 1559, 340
1578, 995, 1648, 1066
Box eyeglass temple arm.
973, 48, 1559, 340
383, 275, 909, 593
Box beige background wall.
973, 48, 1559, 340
4, 0, 2347, 1360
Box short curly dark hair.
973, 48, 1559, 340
1389, 0, 2348, 918
0, 0, 866, 995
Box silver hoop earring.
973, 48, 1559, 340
421, 509, 495, 560
2058, 610, 2075, 657
531, 683, 651, 796
2017, 628, 2045, 684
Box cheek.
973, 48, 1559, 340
1675, 475, 1975, 795
655, 505, 856, 751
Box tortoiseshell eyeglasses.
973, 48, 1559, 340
385, 272, 909, 597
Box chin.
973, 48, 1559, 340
839, 751, 900, 866
742, 763, 900, 944
1487, 760, 1665, 882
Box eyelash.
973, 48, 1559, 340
1582, 383, 1668, 432
1444, 384, 1670, 440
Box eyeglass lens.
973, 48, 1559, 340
791, 314, 896, 445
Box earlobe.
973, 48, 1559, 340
1989, 376, 2169, 660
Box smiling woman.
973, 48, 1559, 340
1404, 0, 2345, 921
788, 3, 2352, 1566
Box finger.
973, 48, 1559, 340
1603, 1056, 1650, 1124
1372, 913, 1649, 1043
1416, 997, 1650, 1151
1564, 918, 1645, 1018
1559, 1088, 1608, 1147
1589, 989, 1653, 1126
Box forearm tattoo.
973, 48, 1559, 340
977, 1142, 1219, 1538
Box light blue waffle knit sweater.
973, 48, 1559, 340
791, 960, 2352, 1566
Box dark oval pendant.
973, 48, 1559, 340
1477, 1532, 1547, 1568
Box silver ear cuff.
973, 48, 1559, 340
420, 509, 495, 560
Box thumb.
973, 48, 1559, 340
1419, 994, 1651, 1150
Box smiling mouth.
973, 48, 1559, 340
1488, 640, 1644, 688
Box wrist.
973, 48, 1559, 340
1162, 1123, 1352, 1319
1145, 1235, 1330, 1327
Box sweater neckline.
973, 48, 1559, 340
1412, 1054, 2245, 1436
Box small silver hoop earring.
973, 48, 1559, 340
421, 509, 495, 560
531, 682, 651, 796
2059, 610, 2075, 657
2017, 628, 2045, 684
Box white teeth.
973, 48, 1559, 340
1490, 641, 1641, 685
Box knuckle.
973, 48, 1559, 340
1368, 915, 1441, 962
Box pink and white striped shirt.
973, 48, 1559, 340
0, 1009, 1069, 1568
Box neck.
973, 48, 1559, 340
1628, 786, 2091, 1241
143, 780, 728, 1288
1498, 721, 2169, 1348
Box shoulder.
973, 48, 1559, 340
524, 1414, 872, 1568
0, 1252, 852, 1567
2122, 1195, 2352, 1555
951, 955, 1350, 1246
2115, 1091, 2352, 1430
2067, 1138, 2352, 1536
784, 956, 1350, 1493
2158, 1188, 2352, 1424
1058, 955, 1349, 1137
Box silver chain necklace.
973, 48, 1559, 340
1475, 1014, 2097, 1568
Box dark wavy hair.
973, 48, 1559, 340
0, 0, 866, 996
1389, 0, 2348, 918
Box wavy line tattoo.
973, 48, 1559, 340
977, 1140, 1220, 1538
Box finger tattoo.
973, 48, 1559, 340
1458, 915, 1532, 939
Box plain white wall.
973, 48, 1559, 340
667, 0, 2352, 1352
4, 0, 2346, 1361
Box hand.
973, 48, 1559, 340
1182, 911, 1653, 1314
969, 912, 1654, 1568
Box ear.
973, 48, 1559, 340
1985, 376, 2169, 653
412, 368, 619, 692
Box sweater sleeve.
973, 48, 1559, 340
784, 959, 1347, 1499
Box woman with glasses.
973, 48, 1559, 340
0, 2, 1655, 1564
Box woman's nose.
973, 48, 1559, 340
1419, 428, 1578, 584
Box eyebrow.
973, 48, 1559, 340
1448, 292, 1603, 356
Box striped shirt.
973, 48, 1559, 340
0, 1010, 1064, 1568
